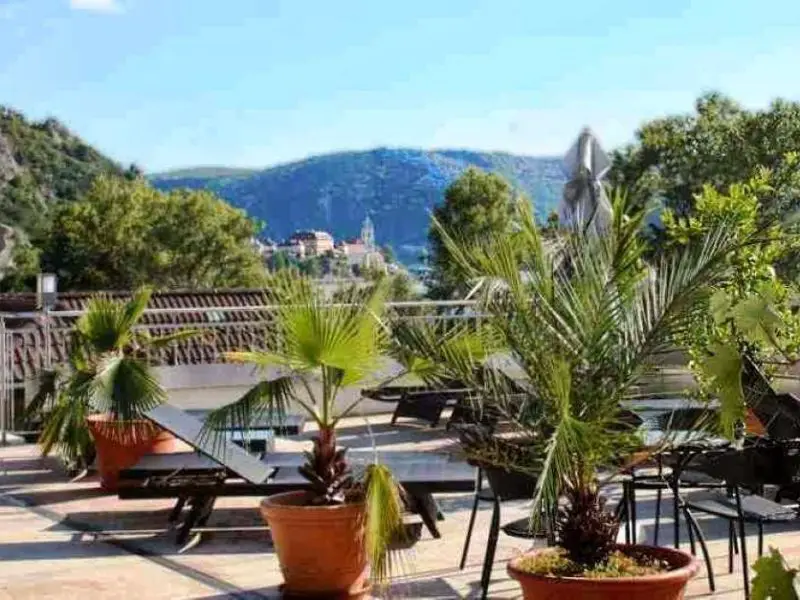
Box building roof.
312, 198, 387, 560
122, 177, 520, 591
1, 289, 275, 380
289, 230, 333, 241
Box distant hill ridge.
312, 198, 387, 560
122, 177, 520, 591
0, 104, 568, 267
151, 147, 568, 263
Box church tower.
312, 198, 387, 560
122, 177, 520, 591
361, 214, 375, 251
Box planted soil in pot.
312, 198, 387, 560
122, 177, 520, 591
86, 414, 163, 492
507, 544, 700, 600
260, 491, 370, 599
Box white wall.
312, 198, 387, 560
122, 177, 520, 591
152, 362, 402, 416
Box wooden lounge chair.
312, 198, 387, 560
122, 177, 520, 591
119, 404, 476, 546
185, 409, 306, 438
742, 356, 800, 440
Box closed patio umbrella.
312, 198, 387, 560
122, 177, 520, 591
559, 127, 613, 235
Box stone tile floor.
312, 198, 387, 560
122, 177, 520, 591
2, 412, 799, 598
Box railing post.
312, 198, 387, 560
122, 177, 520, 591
44, 308, 52, 369
0, 316, 6, 446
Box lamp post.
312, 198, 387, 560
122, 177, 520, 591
36, 273, 57, 310
36, 273, 57, 369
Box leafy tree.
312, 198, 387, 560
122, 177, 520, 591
41, 175, 267, 290
608, 92, 800, 276
662, 176, 800, 428
298, 255, 323, 278
379, 244, 396, 265
0, 173, 47, 235
0, 234, 41, 292
609, 92, 800, 219
269, 251, 293, 272
428, 167, 520, 298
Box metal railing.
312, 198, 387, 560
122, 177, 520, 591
0, 300, 482, 442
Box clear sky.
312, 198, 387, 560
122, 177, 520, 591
1, 0, 800, 172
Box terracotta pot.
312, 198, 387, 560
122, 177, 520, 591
260, 491, 370, 598
507, 544, 700, 600
86, 414, 162, 491
149, 429, 192, 454
745, 408, 766, 436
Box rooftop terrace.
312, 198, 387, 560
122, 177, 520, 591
2, 411, 797, 599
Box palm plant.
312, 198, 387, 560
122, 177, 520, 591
29, 288, 197, 468
417, 188, 775, 571
203, 274, 406, 586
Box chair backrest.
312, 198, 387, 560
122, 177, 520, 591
654, 407, 717, 432
454, 424, 538, 500
145, 404, 273, 484
693, 443, 798, 489
483, 465, 538, 501
742, 356, 800, 440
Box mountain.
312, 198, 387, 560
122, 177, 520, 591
151, 148, 567, 263
0, 106, 124, 234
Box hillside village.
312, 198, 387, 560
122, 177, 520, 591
254, 215, 395, 278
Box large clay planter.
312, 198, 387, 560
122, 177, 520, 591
86, 414, 163, 491
260, 491, 370, 599
507, 544, 700, 600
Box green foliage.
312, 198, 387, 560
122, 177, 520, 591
662, 177, 800, 436
31, 289, 198, 466
608, 92, 800, 278
379, 244, 396, 264
428, 167, 521, 298
0, 229, 41, 292
41, 175, 267, 290
0, 107, 123, 235
424, 188, 763, 566
514, 549, 667, 578
204, 274, 406, 586
751, 548, 799, 600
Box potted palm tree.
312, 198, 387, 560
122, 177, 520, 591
203, 275, 407, 598
422, 190, 774, 599
31, 288, 196, 490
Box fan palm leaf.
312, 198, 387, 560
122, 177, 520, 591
37, 287, 198, 461
203, 273, 405, 589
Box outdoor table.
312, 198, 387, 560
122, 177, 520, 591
620, 428, 729, 547
643, 429, 731, 545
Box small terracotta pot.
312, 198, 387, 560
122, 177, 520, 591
745, 408, 766, 436
507, 544, 700, 600
260, 491, 370, 598
149, 429, 192, 454
86, 414, 162, 491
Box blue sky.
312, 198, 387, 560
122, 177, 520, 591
1, 0, 800, 172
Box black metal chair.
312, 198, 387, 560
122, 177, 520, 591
475, 465, 550, 600
453, 425, 550, 600
362, 382, 469, 427
681, 443, 800, 600
623, 406, 724, 543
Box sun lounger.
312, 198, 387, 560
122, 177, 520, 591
119, 449, 476, 545
125, 404, 475, 545
185, 409, 305, 437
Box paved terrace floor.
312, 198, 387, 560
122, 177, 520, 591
2, 412, 800, 599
